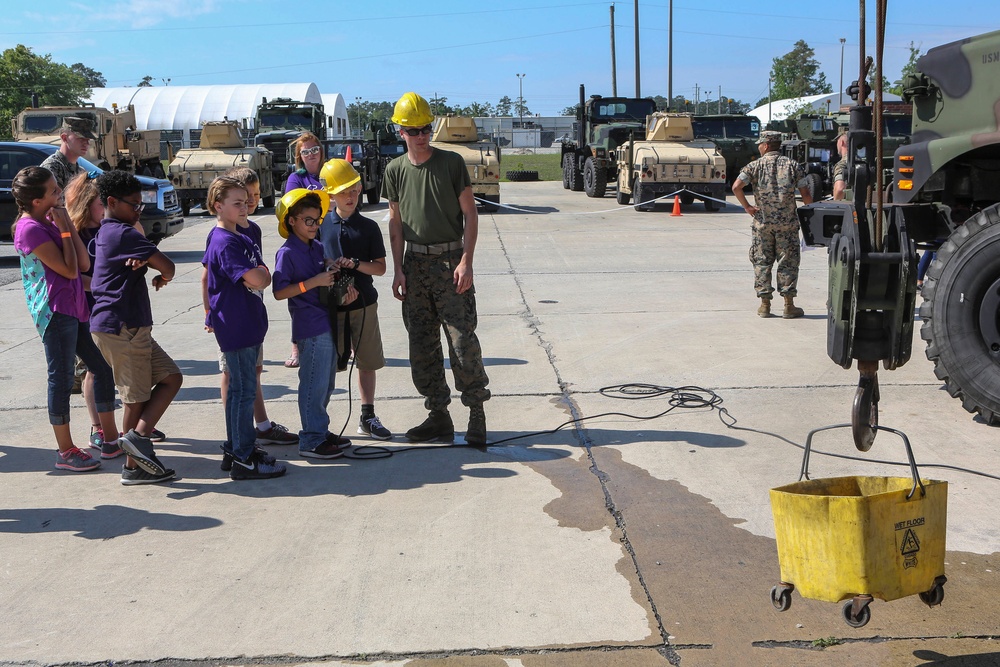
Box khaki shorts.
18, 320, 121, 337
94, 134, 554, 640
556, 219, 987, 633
336, 302, 385, 371
93, 326, 180, 404
218, 345, 264, 373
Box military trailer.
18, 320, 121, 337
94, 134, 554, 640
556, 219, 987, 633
12, 103, 163, 177
561, 85, 657, 197
614, 113, 727, 211
430, 116, 501, 212
168, 120, 275, 216
253, 97, 326, 193
691, 114, 762, 185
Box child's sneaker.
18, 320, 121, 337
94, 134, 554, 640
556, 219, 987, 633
119, 429, 168, 476
120, 465, 175, 486
299, 440, 347, 460
358, 414, 392, 440
148, 428, 166, 442
220, 444, 277, 472
230, 450, 287, 480
55, 447, 101, 472
89, 427, 104, 449
98, 438, 124, 460
254, 421, 298, 445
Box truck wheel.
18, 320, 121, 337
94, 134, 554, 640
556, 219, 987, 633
562, 156, 572, 189
616, 185, 630, 205
367, 187, 379, 205
681, 193, 695, 206
154, 164, 166, 179
480, 194, 499, 213
506, 170, 538, 182
806, 173, 823, 202
583, 158, 606, 198
704, 198, 720, 212
634, 178, 654, 212
920, 203, 1000, 425
566, 155, 584, 191
262, 193, 275, 208
181, 200, 191, 217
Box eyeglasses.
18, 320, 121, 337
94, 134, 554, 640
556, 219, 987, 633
300, 146, 322, 157
117, 198, 145, 212
402, 125, 433, 136
294, 216, 322, 227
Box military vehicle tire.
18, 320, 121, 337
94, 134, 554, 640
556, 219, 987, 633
704, 198, 720, 212
562, 156, 572, 189
367, 187, 379, 205
616, 186, 630, 206
262, 193, 275, 208
181, 200, 191, 217
634, 178, 654, 212
583, 158, 606, 198
920, 203, 1000, 425
806, 173, 823, 202
565, 155, 584, 191
154, 164, 166, 179
680, 193, 695, 206
506, 170, 538, 182
480, 194, 500, 213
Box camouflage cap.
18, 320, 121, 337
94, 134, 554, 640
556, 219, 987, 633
757, 130, 781, 145
61, 116, 97, 140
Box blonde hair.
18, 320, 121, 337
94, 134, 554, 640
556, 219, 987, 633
65, 172, 102, 232
223, 166, 259, 186
292, 132, 322, 170
206, 176, 247, 215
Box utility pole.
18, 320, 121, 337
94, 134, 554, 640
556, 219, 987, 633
610, 5, 617, 97
633, 0, 640, 97
718, 86, 722, 114
839, 37, 847, 108
516, 73, 526, 129
355, 96, 362, 138
694, 84, 700, 110
667, 0, 673, 110
768, 76, 772, 125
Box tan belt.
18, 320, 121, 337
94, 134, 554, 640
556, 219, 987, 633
406, 240, 464, 255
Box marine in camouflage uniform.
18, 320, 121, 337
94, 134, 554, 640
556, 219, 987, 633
39, 117, 97, 189
832, 132, 849, 201
731, 130, 813, 318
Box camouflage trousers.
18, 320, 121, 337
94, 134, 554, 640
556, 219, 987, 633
401, 250, 491, 411
750, 223, 800, 298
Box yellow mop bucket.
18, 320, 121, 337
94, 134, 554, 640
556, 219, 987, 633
769, 425, 947, 627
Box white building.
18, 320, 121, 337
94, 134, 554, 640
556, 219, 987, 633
749, 92, 903, 126
86, 84, 350, 147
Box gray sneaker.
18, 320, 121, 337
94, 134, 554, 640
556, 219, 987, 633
119, 429, 168, 476
55, 447, 101, 472
121, 465, 175, 486
255, 421, 299, 445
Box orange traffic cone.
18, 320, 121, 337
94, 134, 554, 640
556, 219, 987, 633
345, 145, 353, 163
671, 195, 682, 217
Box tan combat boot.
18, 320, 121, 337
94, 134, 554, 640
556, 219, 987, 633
757, 297, 771, 318
783, 296, 804, 319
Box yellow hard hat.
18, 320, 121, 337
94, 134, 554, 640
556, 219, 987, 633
391, 91, 434, 127
320, 158, 361, 195
276, 188, 330, 239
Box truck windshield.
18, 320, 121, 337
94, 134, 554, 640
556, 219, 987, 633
591, 99, 657, 122
883, 116, 911, 137
22, 115, 64, 134
691, 117, 760, 140
257, 111, 313, 131
328, 143, 363, 159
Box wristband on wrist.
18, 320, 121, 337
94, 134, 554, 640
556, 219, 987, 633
298, 281, 307, 294
60, 231, 72, 238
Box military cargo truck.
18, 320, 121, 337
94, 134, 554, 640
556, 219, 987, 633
168, 120, 275, 216
691, 114, 761, 186
324, 140, 382, 207
768, 114, 841, 200
614, 113, 727, 211
12, 103, 163, 177
561, 85, 657, 197
430, 116, 501, 212
253, 97, 326, 192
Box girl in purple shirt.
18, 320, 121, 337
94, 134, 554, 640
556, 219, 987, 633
12, 166, 118, 472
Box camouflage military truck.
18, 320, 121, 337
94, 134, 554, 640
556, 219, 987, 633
12, 103, 163, 177
430, 115, 501, 212
834, 103, 913, 172
323, 140, 381, 207
614, 113, 727, 212
889, 28, 1000, 424
690, 114, 761, 186
253, 97, 326, 193
168, 120, 275, 216
561, 85, 657, 197
768, 114, 841, 200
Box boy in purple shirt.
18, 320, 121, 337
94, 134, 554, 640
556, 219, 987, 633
91, 171, 182, 485
203, 176, 286, 480
273, 189, 357, 459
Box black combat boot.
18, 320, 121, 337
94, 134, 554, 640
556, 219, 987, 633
465, 405, 487, 448
405, 410, 454, 443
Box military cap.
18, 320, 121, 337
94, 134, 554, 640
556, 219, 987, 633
757, 130, 781, 145
61, 116, 97, 139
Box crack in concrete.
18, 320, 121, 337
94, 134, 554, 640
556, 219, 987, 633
491, 220, 684, 666
752, 633, 1000, 651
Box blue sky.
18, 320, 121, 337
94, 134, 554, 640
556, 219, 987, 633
3, 1, 998, 115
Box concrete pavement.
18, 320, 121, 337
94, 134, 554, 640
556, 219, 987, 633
0, 182, 997, 666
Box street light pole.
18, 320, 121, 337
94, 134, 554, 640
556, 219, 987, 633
839, 38, 846, 108
516, 73, 526, 129
355, 96, 362, 138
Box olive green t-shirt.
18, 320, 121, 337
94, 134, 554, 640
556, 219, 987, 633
382, 148, 471, 244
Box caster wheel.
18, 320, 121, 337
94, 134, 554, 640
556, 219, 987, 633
770, 585, 792, 612
919, 584, 945, 607
842, 599, 871, 628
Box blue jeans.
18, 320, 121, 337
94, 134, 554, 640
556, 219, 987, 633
42, 312, 115, 425
223, 345, 260, 461
296, 331, 337, 451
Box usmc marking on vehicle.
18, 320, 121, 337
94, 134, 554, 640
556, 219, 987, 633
896, 517, 924, 569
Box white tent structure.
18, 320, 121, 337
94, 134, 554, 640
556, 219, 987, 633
320, 93, 351, 138
86, 84, 349, 146
749, 92, 902, 126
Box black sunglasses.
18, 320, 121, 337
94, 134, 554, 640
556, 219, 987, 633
402, 125, 433, 136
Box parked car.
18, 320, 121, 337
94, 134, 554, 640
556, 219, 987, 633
0, 142, 184, 243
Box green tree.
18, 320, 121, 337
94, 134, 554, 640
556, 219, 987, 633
769, 40, 832, 101
70, 63, 106, 88
0, 45, 91, 139
462, 101, 494, 117
137, 75, 154, 87
889, 42, 924, 96
496, 95, 513, 116
513, 97, 531, 119
560, 103, 581, 116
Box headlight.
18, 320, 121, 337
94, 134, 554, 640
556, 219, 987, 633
141, 189, 158, 205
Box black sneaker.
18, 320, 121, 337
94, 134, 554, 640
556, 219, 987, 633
230, 450, 287, 480
405, 410, 454, 443
325, 432, 352, 448
358, 414, 392, 440
119, 429, 168, 476
148, 428, 166, 442
221, 444, 276, 471
121, 465, 175, 486
299, 440, 347, 459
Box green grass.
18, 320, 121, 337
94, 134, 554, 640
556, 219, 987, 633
500, 152, 562, 182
